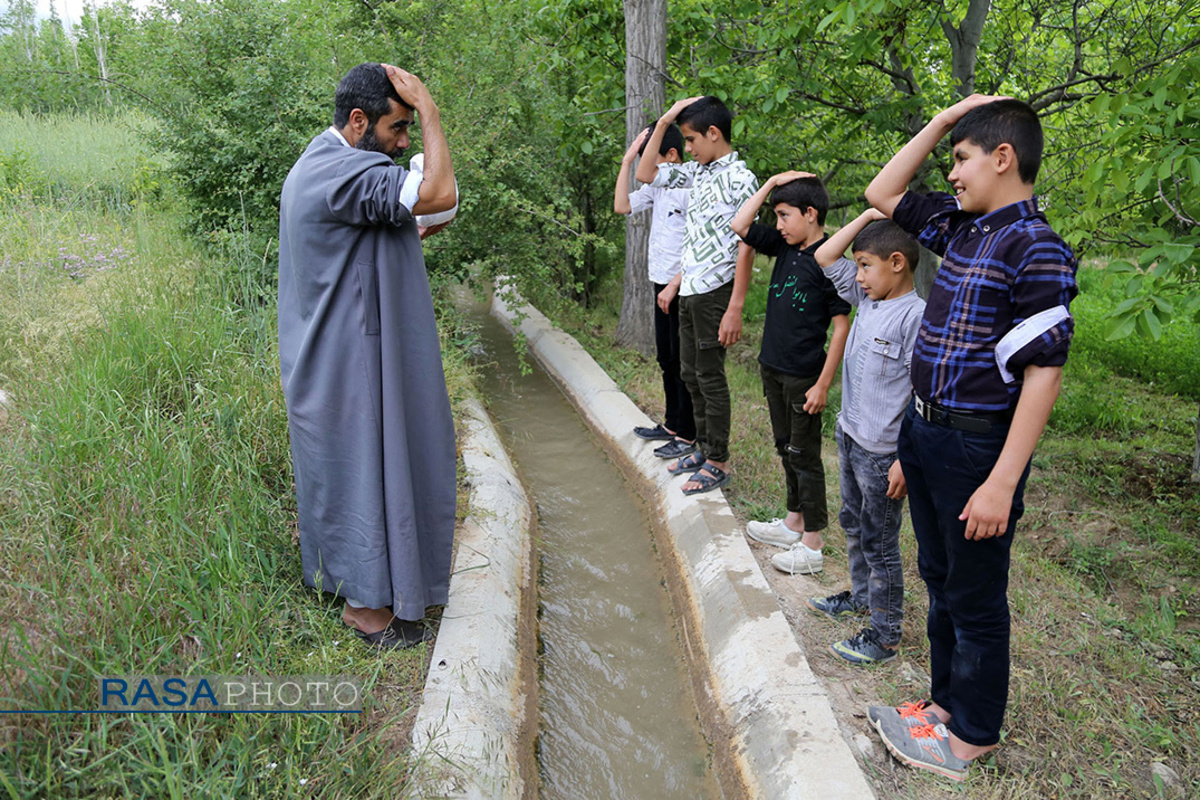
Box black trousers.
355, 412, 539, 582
898, 402, 1030, 746
654, 282, 695, 440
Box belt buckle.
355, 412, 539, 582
914, 395, 932, 421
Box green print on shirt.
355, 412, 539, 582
771, 276, 809, 310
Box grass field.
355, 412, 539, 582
0, 111, 473, 797
548, 254, 1200, 799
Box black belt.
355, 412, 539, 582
913, 396, 1011, 434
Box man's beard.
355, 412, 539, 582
355, 126, 404, 160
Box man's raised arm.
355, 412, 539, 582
384, 64, 456, 215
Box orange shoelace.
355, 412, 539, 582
898, 701, 934, 721
909, 722, 946, 741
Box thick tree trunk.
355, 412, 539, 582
942, 0, 992, 97
614, 0, 666, 355
1193, 403, 1199, 483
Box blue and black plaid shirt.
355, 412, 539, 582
893, 191, 1078, 414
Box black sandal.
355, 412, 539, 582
668, 451, 706, 475
682, 465, 729, 495
654, 438, 697, 459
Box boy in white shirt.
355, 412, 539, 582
615, 125, 696, 459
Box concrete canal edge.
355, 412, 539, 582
489, 289, 877, 800
408, 287, 877, 799
409, 396, 538, 800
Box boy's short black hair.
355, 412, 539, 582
770, 176, 829, 225
949, 99, 1043, 184
333, 63, 410, 129
637, 123, 684, 159
852, 220, 920, 272
676, 96, 733, 143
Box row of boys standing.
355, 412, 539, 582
613, 94, 1078, 781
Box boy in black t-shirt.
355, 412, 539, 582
732, 171, 851, 574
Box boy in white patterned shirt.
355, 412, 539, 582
637, 96, 758, 495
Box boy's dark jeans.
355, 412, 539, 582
760, 366, 827, 530
897, 402, 1030, 747
836, 425, 904, 646
679, 282, 733, 463
654, 282, 695, 441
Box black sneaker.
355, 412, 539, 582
806, 590, 864, 619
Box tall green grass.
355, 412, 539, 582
0, 112, 436, 797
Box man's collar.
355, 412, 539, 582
327, 126, 351, 148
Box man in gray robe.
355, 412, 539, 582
278, 63, 458, 648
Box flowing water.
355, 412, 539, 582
468, 301, 723, 800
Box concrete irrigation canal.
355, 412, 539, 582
409, 288, 874, 800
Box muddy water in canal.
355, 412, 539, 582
469, 301, 722, 800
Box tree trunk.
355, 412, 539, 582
1193, 402, 1199, 483
614, 0, 666, 355
941, 0, 992, 97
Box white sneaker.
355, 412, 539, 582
745, 518, 802, 549
771, 543, 824, 575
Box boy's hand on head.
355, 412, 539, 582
802, 383, 828, 414
864, 207, 888, 222
959, 478, 1014, 539
771, 170, 816, 186
624, 128, 650, 161
938, 93, 1013, 127
886, 459, 907, 500
663, 96, 705, 122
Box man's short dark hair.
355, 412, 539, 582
770, 176, 829, 225
852, 220, 920, 272
676, 96, 733, 143
333, 63, 410, 129
950, 99, 1043, 184
637, 123, 684, 159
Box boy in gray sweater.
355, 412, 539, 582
812, 209, 925, 665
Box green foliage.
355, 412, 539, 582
135, 0, 343, 234
0, 108, 428, 798
1070, 268, 1200, 402
1080, 51, 1200, 342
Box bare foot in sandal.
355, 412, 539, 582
682, 460, 730, 494
668, 452, 706, 475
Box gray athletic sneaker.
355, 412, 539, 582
872, 701, 971, 781
806, 590, 864, 619
832, 627, 897, 665
867, 700, 939, 730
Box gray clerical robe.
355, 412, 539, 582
277, 130, 456, 621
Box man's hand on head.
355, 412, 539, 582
382, 64, 435, 114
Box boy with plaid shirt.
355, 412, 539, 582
863, 96, 1078, 781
